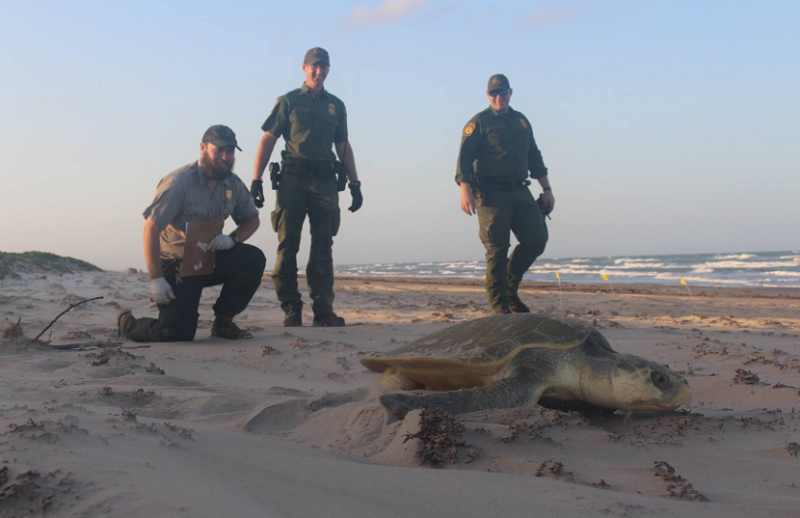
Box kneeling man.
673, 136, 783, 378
119, 125, 266, 341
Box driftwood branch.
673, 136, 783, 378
31, 296, 104, 343
2, 291, 39, 304
47, 341, 153, 352
45, 340, 123, 350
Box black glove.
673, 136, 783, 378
250, 180, 265, 208
348, 181, 363, 212
536, 194, 552, 219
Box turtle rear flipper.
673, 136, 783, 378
379, 377, 545, 419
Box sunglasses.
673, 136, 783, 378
489, 89, 510, 97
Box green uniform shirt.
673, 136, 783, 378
455, 106, 547, 185
261, 83, 348, 162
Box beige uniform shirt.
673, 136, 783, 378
143, 161, 258, 260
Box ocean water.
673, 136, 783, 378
334, 251, 800, 288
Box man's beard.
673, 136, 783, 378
201, 153, 235, 181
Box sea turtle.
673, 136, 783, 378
361, 313, 692, 419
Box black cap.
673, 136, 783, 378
487, 74, 511, 92
304, 47, 330, 66
202, 125, 241, 151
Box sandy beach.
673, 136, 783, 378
1, 270, 799, 517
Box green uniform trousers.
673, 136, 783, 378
271, 172, 341, 314
476, 186, 548, 313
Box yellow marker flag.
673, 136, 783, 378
601, 274, 609, 281
680, 278, 696, 312
555, 271, 562, 311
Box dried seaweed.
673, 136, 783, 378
786, 442, 799, 458
733, 368, 760, 385
653, 461, 708, 502
402, 406, 477, 468
1, 318, 24, 339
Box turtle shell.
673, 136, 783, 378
360, 314, 595, 392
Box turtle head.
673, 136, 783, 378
610, 356, 692, 414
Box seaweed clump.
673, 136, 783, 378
402, 406, 477, 468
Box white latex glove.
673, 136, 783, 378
150, 277, 176, 305
207, 234, 235, 252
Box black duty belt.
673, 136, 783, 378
475, 177, 530, 192
282, 157, 335, 177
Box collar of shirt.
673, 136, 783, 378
193, 160, 232, 188
488, 106, 514, 118
300, 82, 328, 98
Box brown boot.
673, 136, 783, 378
211, 316, 253, 340
117, 310, 135, 339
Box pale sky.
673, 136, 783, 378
1, 0, 798, 271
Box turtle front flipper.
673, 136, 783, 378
308, 387, 371, 412
378, 377, 545, 419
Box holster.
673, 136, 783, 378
334, 161, 347, 192
268, 162, 281, 190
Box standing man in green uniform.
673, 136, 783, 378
251, 47, 363, 327
456, 74, 554, 314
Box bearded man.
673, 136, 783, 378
118, 125, 266, 342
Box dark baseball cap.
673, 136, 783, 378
304, 47, 330, 66
202, 124, 241, 151
487, 74, 511, 92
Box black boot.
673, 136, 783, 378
312, 310, 345, 327
507, 293, 530, 313
284, 306, 303, 327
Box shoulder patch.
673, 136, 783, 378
464, 122, 476, 136
519, 118, 528, 128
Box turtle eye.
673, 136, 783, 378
651, 371, 671, 390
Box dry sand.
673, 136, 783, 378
1, 271, 799, 517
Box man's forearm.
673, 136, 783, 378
143, 218, 164, 280
335, 141, 359, 182
253, 132, 279, 181
233, 217, 260, 242
537, 176, 551, 190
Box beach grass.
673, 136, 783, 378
0, 251, 103, 279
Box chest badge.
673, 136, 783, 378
328, 103, 336, 116
225, 189, 233, 200
464, 123, 476, 136
520, 118, 528, 128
